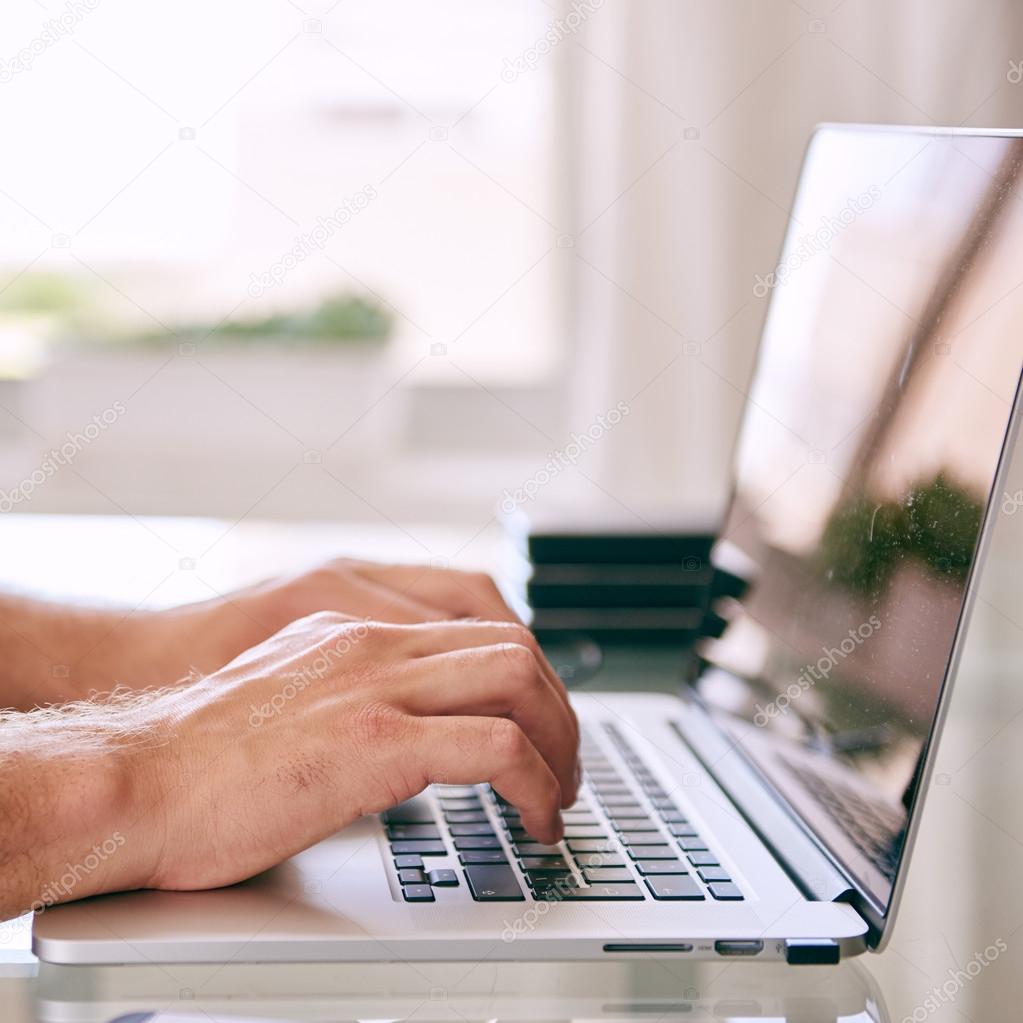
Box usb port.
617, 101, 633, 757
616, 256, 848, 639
714, 939, 764, 957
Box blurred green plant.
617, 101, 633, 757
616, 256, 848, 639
818, 473, 983, 595
0, 273, 392, 348
207, 293, 392, 345
0, 272, 95, 319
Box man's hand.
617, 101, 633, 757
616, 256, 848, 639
0, 615, 579, 918
0, 559, 522, 711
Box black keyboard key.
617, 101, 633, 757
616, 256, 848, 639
444, 811, 490, 824
532, 877, 581, 899
668, 822, 699, 837
583, 868, 634, 883
676, 836, 708, 851
562, 810, 600, 822
566, 839, 616, 854
464, 864, 525, 901
610, 818, 658, 832
562, 826, 608, 839
607, 805, 648, 819
391, 840, 446, 856
560, 883, 644, 901
459, 850, 508, 865
523, 866, 573, 884
402, 884, 435, 902
383, 797, 435, 824
619, 831, 666, 845
708, 882, 743, 900
427, 869, 459, 886
386, 824, 442, 841
646, 876, 704, 900
518, 856, 570, 872
393, 855, 424, 870
697, 866, 732, 883
454, 835, 503, 850
636, 859, 689, 875
398, 868, 426, 884
572, 852, 626, 869
514, 842, 564, 857
600, 793, 641, 806
687, 851, 719, 867
505, 827, 543, 844
449, 823, 497, 837
625, 844, 675, 859
439, 798, 482, 812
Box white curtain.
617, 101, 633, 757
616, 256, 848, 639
566, 0, 1023, 526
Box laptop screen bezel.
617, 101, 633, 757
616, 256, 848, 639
701, 123, 1023, 949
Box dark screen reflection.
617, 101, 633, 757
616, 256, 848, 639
699, 128, 1023, 910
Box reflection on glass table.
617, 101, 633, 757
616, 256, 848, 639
35, 959, 889, 1023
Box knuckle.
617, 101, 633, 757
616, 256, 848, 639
302, 609, 350, 630
497, 641, 538, 680
360, 620, 394, 644
500, 622, 534, 647
464, 570, 498, 594
350, 700, 405, 748
488, 717, 529, 760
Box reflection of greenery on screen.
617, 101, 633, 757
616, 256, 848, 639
819, 474, 983, 595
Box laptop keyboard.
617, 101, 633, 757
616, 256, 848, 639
381, 723, 744, 904
781, 755, 903, 881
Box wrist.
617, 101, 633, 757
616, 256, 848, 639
3, 708, 168, 914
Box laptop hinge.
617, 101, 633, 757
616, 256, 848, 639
670, 706, 857, 906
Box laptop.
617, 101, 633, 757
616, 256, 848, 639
34, 124, 1023, 965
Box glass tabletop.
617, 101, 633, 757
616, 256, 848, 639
31, 959, 890, 1023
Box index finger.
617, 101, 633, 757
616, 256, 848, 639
412, 715, 564, 845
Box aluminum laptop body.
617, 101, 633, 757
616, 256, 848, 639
34, 124, 1023, 964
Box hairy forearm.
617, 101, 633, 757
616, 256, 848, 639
0, 594, 137, 709
0, 696, 162, 921
0, 592, 265, 711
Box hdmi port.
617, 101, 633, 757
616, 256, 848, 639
714, 939, 764, 957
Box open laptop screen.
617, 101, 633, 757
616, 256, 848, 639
699, 127, 1023, 916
